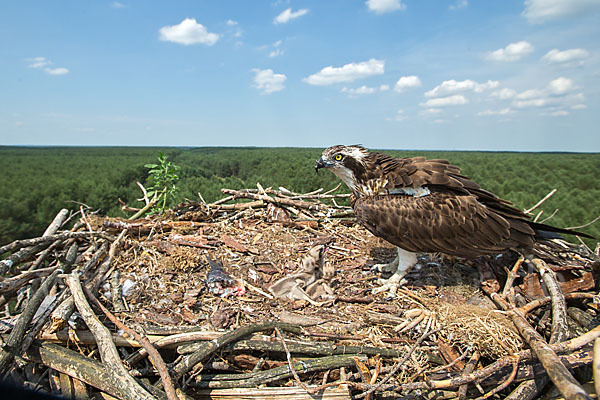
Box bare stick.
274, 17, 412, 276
43, 208, 70, 237
66, 273, 154, 400
533, 259, 569, 344
275, 327, 310, 392
171, 322, 302, 381
518, 292, 595, 315
356, 328, 441, 399
504, 259, 569, 400
0, 268, 62, 374
567, 215, 600, 230
221, 188, 323, 212
0, 242, 53, 275
0, 231, 108, 256
458, 351, 480, 399
540, 208, 559, 224
491, 293, 591, 400
50, 233, 122, 333
524, 189, 556, 214
84, 286, 178, 400
17, 243, 79, 357
0, 266, 57, 294
477, 355, 519, 399
502, 256, 524, 296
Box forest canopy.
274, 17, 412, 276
0, 146, 598, 245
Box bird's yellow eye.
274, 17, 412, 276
334, 154, 343, 161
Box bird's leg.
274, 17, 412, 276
372, 251, 400, 273
372, 248, 417, 299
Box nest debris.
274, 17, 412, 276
0, 184, 599, 399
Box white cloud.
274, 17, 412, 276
252, 68, 287, 94
549, 110, 569, 116
45, 67, 69, 75
394, 75, 422, 92
571, 104, 587, 110
27, 57, 69, 75
542, 48, 589, 65
486, 41, 534, 62
341, 86, 377, 95
27, 57, 50, 69
425, 79, 499, 97
512, 98, 546, 108
366, 0, 406, 14
547, 77, 575, 94
516, 89, 544, 100
226, 19, 238, 26
477, 108, 513, 116
159, 18, 219, 46
267, 40, 284, 58
303, 58, 384, 86
523, 0, 600, 24
273, 8, 309, 24
342, 84, 391, 96
420, 95, 468, 108
449, 0, 468, 10
111, 2, 127, 8
512, 77, 581, 109
490, 88, 517, 100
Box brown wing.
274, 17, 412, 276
371, 152, 534, 229
371, 153, 478, 192
353, 191, 536, 258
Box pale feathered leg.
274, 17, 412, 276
372, 248, 417, 298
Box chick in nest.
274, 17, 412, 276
268, 244, 335, 306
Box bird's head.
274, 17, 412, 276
315, 145, 369, 192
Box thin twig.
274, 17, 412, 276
356, 328, 441, 399
524, 189, 556, 214
567, 215, 600, 230
476, 355, 520, 399
502, 256, 524, 296
275, 327, 311, 392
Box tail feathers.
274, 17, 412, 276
530, 221, 595, 240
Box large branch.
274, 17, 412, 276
66, 273, 155, 400
171, 322, 302, 381
24, 341, 169, 400
491, 292, 591, 400
0, 268, 62, 373
0, 231, 109, 256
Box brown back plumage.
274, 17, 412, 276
319, 145, 588, 258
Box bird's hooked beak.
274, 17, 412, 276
315, 157, 333, 173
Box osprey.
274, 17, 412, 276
315, 145, 591, 297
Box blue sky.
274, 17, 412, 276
1, 0, 599, 151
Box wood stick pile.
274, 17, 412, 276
1, 185, 599, 399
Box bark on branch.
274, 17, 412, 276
65, 273, 155, 400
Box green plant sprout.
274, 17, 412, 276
144, 152, 181, 214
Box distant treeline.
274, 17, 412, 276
1, 146, 598, 246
